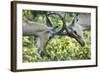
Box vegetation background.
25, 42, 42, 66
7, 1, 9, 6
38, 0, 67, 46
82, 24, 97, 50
22, 10, 91, 63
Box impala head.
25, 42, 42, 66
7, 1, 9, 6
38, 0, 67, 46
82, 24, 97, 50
67, 16, 85, 46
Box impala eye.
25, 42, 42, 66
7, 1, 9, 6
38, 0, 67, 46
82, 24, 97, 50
73, 30, 80, 38
74, 30, 77, 34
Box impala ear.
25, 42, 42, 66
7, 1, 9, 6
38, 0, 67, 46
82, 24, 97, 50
71, 18, 75, 26
71, 17, 78, 26
70, 19, 75, 26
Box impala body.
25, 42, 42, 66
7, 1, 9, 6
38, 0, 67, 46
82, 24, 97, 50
23, 18, 54, 57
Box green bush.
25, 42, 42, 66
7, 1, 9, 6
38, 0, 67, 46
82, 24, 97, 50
23, 31, 91, 62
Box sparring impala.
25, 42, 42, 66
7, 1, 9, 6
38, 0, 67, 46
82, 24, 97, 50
23, 17, 56, 57
22, 13, 63, 57
67, 13, 91, 46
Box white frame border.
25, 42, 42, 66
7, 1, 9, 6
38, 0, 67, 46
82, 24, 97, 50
16, 3, 97, 70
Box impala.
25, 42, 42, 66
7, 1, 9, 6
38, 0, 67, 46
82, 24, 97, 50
67, 13, 91, 46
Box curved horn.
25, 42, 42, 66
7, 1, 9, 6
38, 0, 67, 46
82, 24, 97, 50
46, 12, 68, 34
63, 12, 69, 32
45, 12, 53, 27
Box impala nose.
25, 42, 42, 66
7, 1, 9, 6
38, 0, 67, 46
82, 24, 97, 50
73, 33, 85, 46
67, 28, 85, 46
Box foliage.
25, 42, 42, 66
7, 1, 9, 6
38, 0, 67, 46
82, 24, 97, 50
22, 10, 91, 63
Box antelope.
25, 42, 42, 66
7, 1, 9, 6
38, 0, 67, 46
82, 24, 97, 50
67, 13, 91, 46
23, 17, 55, 57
